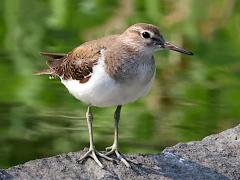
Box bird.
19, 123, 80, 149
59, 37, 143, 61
35, 23, 193, 168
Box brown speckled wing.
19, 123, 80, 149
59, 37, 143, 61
57, 40, 103, 83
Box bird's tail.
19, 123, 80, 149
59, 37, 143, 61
34, 52, 67, 76
33, 69, 55, 75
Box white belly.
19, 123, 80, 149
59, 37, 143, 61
60, 56, 155, 107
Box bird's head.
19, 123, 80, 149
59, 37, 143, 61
122, 23, 193, 55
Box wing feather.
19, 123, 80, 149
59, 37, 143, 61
56, 41, 102, 83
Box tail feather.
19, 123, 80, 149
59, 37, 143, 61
40, 52, 67, 59
33, 69, 54, 75
34, 52, 67, 76
46, 59, 63, 69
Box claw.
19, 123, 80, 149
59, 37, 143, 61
78, 148, 115, 168
106, 149, 131, 168
96, 151, 117, 163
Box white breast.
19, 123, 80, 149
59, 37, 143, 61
60, 50, 155, 107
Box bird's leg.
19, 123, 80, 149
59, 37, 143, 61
105, 105, 130, 167
78, 106, 114, 168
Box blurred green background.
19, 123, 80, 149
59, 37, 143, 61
0, 0, 240, 168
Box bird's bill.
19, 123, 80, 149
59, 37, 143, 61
164, 42, 193, 55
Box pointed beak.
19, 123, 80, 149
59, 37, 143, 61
163, 42, 193, 55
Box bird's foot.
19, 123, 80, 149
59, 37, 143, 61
105, 146, 131, 168
77, 147, 115, 168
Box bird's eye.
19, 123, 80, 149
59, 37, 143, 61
142, 32, 151, 39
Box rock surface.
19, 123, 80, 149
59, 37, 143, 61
164, 124, 240, 179
0, 169, 13, 180
2, 124, 240, 180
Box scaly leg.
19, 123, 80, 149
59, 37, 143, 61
78, 106, 114, 168
105, 105, 130, 167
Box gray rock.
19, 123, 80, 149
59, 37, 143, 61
164, 124, 240, 179
4, 150, 226, 180
2, 124, 240, 180
0, 169, 13, 180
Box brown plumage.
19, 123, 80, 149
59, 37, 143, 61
36, 23, 163, 83
36, 41, 104, 83
36, 34, 134, 83
36, 36, 150, 84
56, 42, 101, 83
35, 23, 193, 85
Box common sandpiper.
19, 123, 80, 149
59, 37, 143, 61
35, 23, 193, 168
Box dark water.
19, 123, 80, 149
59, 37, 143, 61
0, 0, 240, 168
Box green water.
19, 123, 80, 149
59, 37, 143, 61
0, 0, 240, 168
